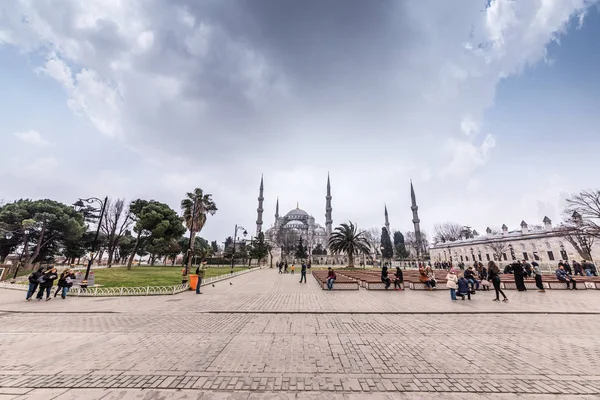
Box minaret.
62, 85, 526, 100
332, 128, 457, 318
384, 204, 390, 233
410, 180, 423, 257
256, 175, 264, 236
274, 197, 279, 224
325, 173, 333, 245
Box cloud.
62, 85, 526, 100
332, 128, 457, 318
0, 0, 598, 242
13, 130, 53, 147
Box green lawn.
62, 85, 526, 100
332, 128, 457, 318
90, 266, 248, 288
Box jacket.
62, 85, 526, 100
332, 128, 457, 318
394, 268, 403, 282
40, 271, 58, 287
327, 270, 336, 279
464, 269, 476, 280
457, 277, 470, 294
419, 269, 429, 283
446, 274, 458, 289
28, 271, 42, 284
555, 269, 571, 282
488, 266, 500, 281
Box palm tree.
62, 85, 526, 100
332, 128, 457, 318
328, 221, 371, 268
181, 188, 217, 271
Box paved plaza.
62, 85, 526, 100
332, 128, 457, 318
1, 268, 600, 399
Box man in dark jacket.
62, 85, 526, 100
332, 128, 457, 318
36, 267, 58, 301
464, 266, 479, 292
26, 267, 45, 301
563, 261, 573, 275
556, 265, 576, 290
573, 261, 583, 276
299, 263, 307, 283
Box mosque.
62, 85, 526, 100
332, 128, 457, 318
253, 174, 423, 264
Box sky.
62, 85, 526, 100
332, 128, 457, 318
1, 0, 600, 244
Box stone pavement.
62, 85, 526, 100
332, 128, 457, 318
1, 268, 600, 399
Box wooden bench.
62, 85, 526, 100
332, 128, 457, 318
312, 270, 359, 290
337, 271, 405, 290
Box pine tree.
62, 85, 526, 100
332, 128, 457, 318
380, 227, 394, 261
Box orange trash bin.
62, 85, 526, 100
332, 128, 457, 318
189, 274, 198, 291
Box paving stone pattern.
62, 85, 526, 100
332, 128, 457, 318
1, 269, 600, 399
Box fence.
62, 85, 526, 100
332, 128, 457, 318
0, 267, 262, 297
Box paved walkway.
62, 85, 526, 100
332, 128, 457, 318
1, 268, 599, 399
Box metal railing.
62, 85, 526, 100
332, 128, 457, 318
0, 267, 262, 297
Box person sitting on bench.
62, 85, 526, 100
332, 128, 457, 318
556, 264, 577, 290
464, 266, 480, 292
381, 266, 391, 289
394, 267, 404, 291
326, 267, 336, 290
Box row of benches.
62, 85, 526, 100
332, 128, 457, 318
312, 269, 600, 291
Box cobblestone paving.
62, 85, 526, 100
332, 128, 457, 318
1, 269, 600, 399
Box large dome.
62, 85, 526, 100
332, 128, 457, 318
285, 207, 309, 218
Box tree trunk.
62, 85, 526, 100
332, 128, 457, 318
25, 221, 46, 267
185, 231, 197, 273
127, 231, 142, 270
348, 253, 354, 268
107, 247, 115, 268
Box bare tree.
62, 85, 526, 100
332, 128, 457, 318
363, 227, 381, 256
486, 239, 508, 262
101, 199, 133, 267
275, 228, 299, 260
559, 213, 595, 261
433, 222, 463, 244
565, 190, 600, 239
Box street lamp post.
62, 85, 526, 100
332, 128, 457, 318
73, 196, 108, 289
231, 225, 247, 273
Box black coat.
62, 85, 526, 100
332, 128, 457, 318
40, 272, 58, 287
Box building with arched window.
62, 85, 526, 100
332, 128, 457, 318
429, 217, 599, 270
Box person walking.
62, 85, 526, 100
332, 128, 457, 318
488, 261, 508, 302
446, 268, 458, 301
299, 263, 307, 283
326, 267, 336, 290
36, 267, 58, 301
284, 262, 288, 274
54, 269, 68, 298
290, 264, 295, 275
512, 261, 527, 291
195, 260, 206, 294
26, 267, 45, 301
531, 261, 545, 293
278, 261, 283, 274
393, 267, 404, 290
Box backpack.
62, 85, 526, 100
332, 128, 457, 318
37, 274, 46, 284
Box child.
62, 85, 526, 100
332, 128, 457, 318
446, 268, 458, 300
291, 265, 295, 274
457, 274, 471, 300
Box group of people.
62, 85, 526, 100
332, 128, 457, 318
26, 267, 76, 301
381, 265, 404, 290
446, 262, 507, 301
